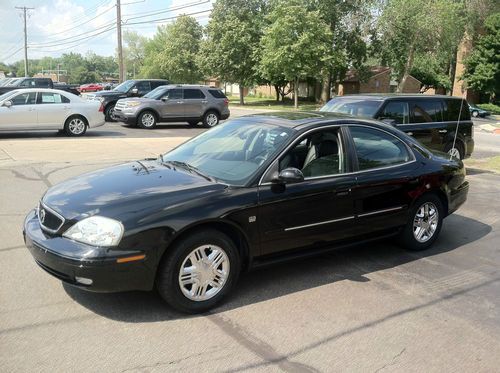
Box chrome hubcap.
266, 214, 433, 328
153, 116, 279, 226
68, 118, 85, 134
413, 202, 439, 243
206, 113, 218, 127
447, 147, 460, 159
178, 245, 230, 301
142, 113, 155, 127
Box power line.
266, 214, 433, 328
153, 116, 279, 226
29, 24, 116, 49
0, 47, 24, 62
29, 22, 115, 47
122, 0, 209, 21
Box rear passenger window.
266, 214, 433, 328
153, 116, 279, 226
208, 89, 226, 99
184, 89, 206, 99
445, 99, 470, 121
350, 127, 411, 171
38, 92, 69, 104
379, 101, 409, 124
410, 100, 443, 123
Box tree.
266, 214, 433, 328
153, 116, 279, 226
259, 0, 333, 108
199, 0, 265, 105
123, 30, 147, 78
141, 15, 203, 83
463, 13, 500, 101
377, 0, 465, 92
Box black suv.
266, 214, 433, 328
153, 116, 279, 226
85, 79, 168, 121
320, 94, 474, 159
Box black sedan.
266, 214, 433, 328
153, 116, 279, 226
24, 112, 469, 313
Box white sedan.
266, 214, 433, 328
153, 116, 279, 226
0, 88, 105, 136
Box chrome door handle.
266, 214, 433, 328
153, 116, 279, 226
176, 101, 183, 104
407, 132, 413, 136
335, 188, 352, 196
439, 129, 447, 133
201, 100, 208, 104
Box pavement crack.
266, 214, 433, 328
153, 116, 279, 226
373, 348, 406, 373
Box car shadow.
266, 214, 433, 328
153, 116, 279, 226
0, 130, 126, 139
64, 213, 492, 321
466, 167, 494, 176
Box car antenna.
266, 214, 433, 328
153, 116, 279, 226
449, 93, 465, 161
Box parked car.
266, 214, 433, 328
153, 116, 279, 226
23, 112, 468, 313
85, 79, 169, 121
469, 103, 490, 118
114, 85, 230, 128
0, 88, 104, 136
79, 83, 103, 93
0, 77, 80, 96
320, 94, 474, 159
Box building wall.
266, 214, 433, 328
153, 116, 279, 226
401, 75, 421, 93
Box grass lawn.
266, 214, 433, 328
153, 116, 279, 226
228, 96, 320, 111
465, 156, 500, 174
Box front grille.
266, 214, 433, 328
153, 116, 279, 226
114, 101, 126, 112
38, 202, 65, 233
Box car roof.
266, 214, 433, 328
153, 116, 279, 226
3, 88, 69, 93
162, 84, 221, 89
333, 94, 464, 100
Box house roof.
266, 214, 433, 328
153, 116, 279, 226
342, 66, 391, 83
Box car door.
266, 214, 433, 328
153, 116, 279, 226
0, 91, 38, 130
36, 91, 71, 128
257, 126, 357, 256
159, 88, 184, 119
347, 125, 419, 235
183, 89, 208, 119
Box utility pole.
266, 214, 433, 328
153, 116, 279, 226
116, 0, 124, 82
15, 6, 34, 77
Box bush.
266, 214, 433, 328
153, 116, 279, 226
477, 103, 500, 115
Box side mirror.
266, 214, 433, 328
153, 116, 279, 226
274, 167, 304, 184
3, 100, 12, 108
130, 88, 139, 95
161, 96, 168, 102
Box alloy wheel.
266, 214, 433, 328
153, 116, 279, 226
413, 202, 439, 243
206, 113, 218, 127
68, 118, 85, 135
447, 147, 460, 159
178, 245, 230, 301
141, 113, 155, 128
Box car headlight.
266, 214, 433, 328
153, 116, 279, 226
98, 97, 105, 102
125, 101, 141, 107
63, 216, 124, 247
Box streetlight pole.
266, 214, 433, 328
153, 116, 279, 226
15, 6, 34, 77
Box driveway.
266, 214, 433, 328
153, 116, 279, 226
0, 111, 499, 372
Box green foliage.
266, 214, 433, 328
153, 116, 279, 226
199, 0, 265, 100
141, 15, 203, 83
463, 13, 500, 100
259, 0, 332, 107
123, 30, 147, 77
411, 54, 452, 91
477, 103, 500, 114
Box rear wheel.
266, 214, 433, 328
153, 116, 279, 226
64, 116, 87, 136
471, 110, 479, 118
138, 111, 157, 129
156, 229, 240, 313
202, 111, 219, 128
444, 141, 464, 160
399, 194, 443, 251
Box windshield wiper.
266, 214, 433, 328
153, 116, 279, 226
163, 160, 215, 182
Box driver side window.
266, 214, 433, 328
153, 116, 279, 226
279, 128, 346, 178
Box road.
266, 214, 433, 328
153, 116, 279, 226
0, 110, 499, 372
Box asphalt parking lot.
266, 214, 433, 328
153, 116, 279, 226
1, 110, 500, 372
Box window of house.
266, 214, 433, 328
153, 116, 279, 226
350, 126, 411, 171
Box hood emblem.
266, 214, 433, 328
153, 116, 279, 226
39, 208, 46, 224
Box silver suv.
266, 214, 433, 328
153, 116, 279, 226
113, 84, 230, 128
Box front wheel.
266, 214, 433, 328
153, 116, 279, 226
64, 116, 87, 136
399, 194, 443, 251
202, 111, 220, 128
156, 229, 240, 313
138, 111, 157, 129
471, 110, 479, 118
105, 104, 116, 122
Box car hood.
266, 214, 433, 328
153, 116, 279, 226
92, 90, 126, 98
118, 97, 158, 104
42, 160, 226, 221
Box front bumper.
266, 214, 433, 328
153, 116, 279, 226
113, 110, 137, 125
23, 210, 155, 292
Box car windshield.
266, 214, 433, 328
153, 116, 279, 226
113, 80, 135, 92
0, 90, 17, 102
143, 86, 168, 99
162, 119, 295, 185
320, 97, 382, 118
6, 78, 21, 86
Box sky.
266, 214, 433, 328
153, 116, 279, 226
0, 0, 214, 65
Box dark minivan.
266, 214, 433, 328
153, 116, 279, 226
320, 95, 474, 159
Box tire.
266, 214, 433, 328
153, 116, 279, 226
444, 141, 464, 160
202, 111, 220, 128
188, 120, 199, 127
399, 193, 444, 251
156, 229, 241, 313
138, 111, 157, 129
471, 110, 479, 118
105, 104, 116, 122
64, 115, 88, 137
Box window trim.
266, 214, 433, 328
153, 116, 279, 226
11, 91, 37, 106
